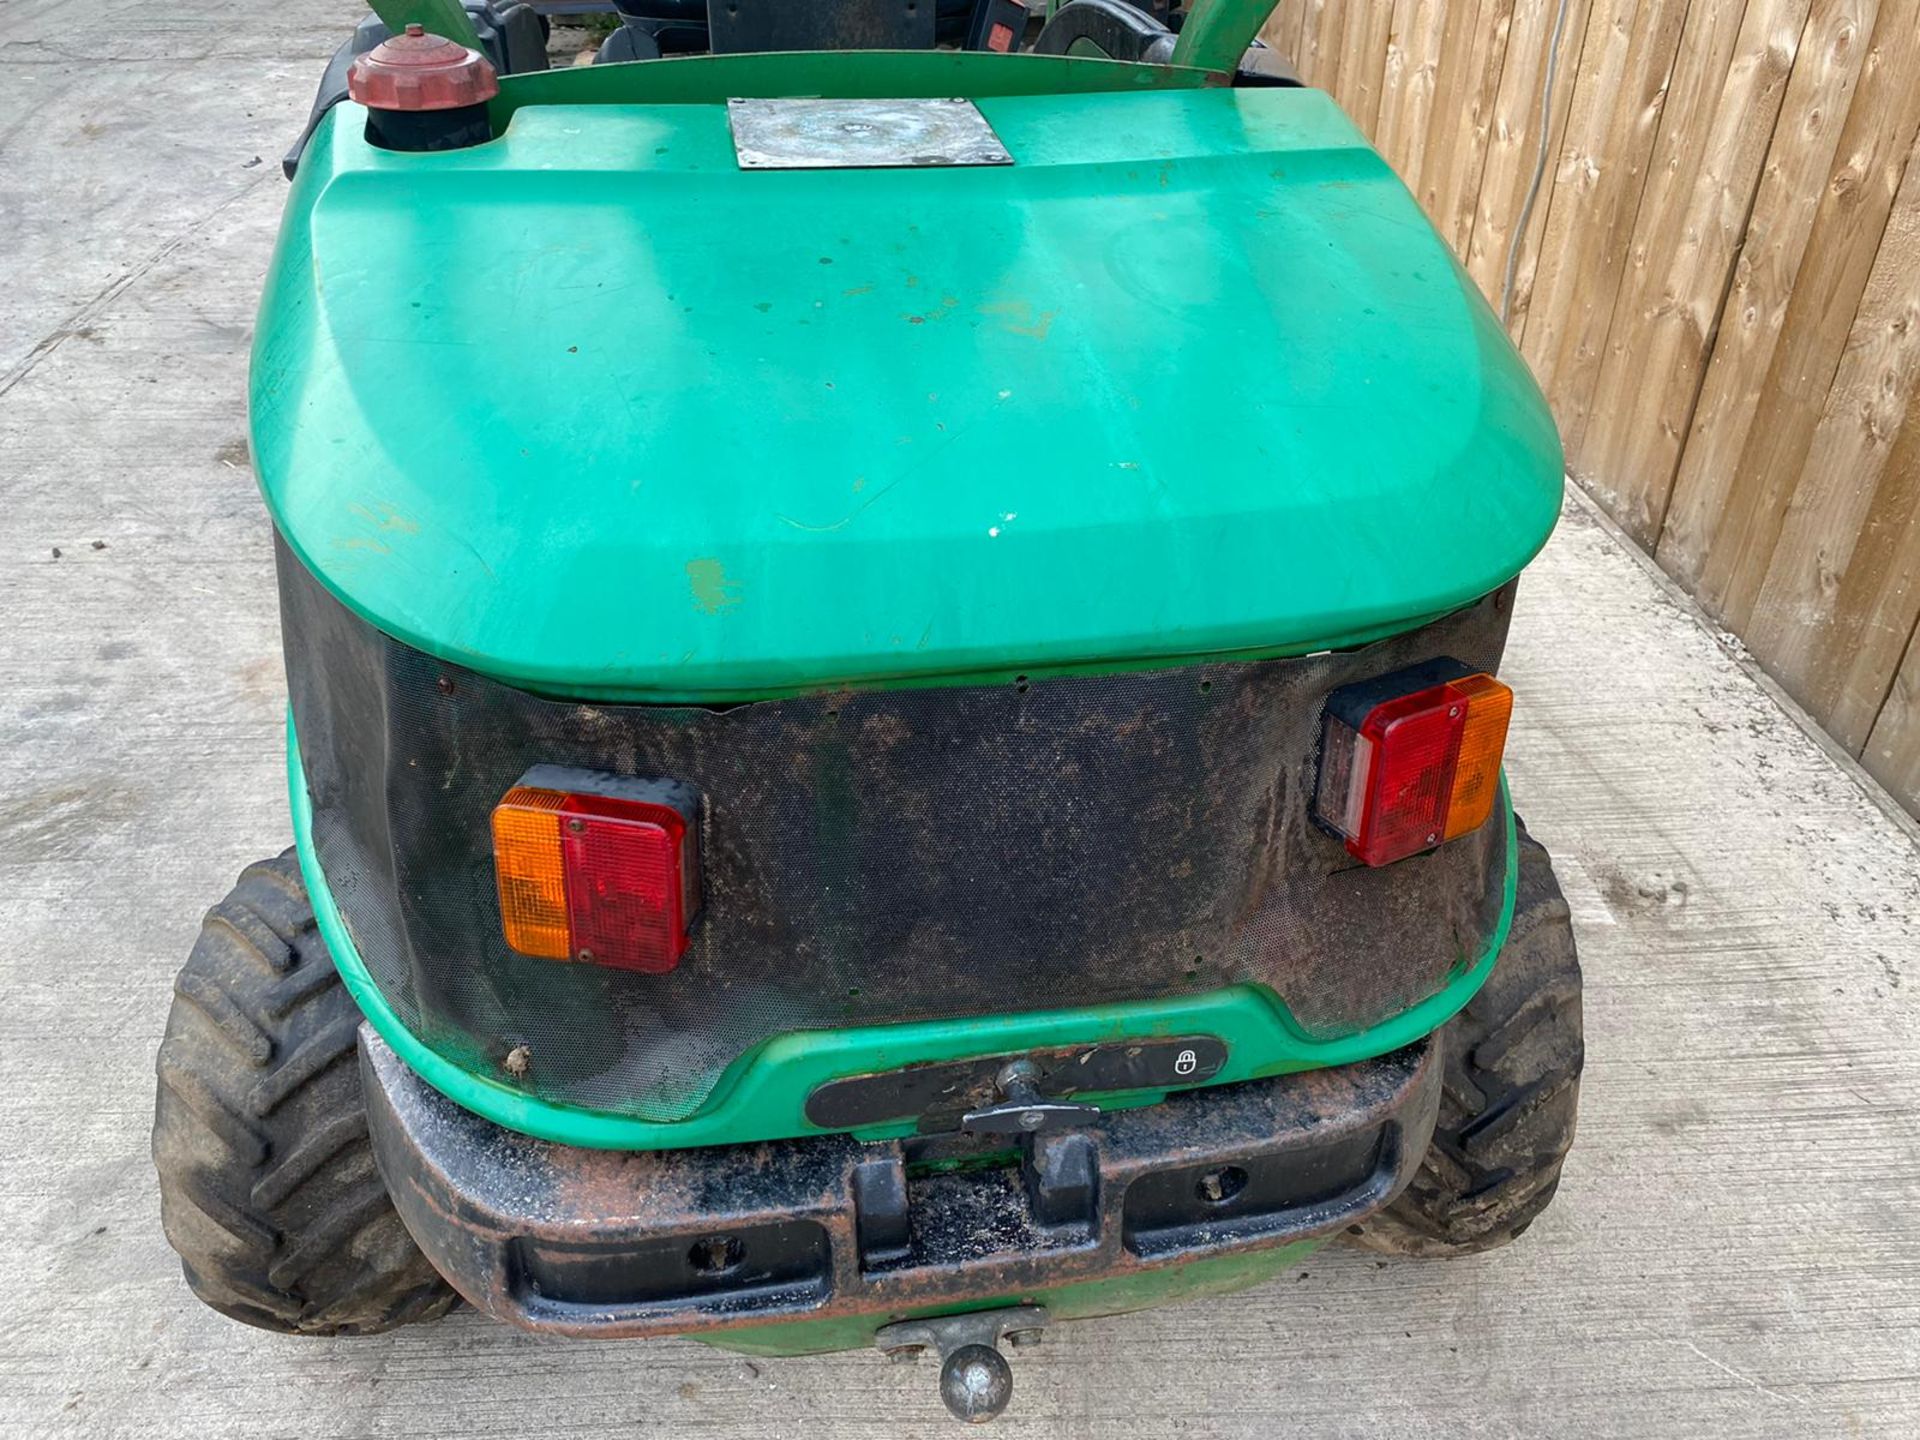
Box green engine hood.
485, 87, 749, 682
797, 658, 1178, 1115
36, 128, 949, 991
253, 84, 1561, 700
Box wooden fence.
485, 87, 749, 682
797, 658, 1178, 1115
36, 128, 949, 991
1257, 0, 1920, 817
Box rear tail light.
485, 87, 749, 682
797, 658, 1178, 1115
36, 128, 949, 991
492, 766, 701, 973
1314, 660, 1512, 867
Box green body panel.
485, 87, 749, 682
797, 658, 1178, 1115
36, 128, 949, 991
368, 0, 482, 49
292, 720, 1516, 1150
491, 50, 1222, 119
1169, 0, 1282, 72
254, 84, 1562, 701
700, 1241, 1324, 1357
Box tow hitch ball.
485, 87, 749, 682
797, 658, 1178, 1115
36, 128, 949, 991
875, 1306, 1050, 1423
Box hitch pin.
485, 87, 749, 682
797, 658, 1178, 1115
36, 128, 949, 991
959, 1060, 1100, 1137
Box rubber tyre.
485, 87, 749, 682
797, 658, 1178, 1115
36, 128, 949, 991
1349, 820, 1583, 1257
153, 851, 457, 1334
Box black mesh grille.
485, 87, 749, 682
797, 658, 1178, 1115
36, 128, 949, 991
282, 542, 1514, 1123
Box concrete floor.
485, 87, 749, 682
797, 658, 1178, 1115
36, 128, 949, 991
5, 3, 1920, 1435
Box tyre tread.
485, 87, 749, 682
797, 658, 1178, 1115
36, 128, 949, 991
1350, 820, 1584, 1257
153, 851, 455, 1335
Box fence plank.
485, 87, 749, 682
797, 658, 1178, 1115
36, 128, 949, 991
1296, 0, 1344, 89
1329, 0, 1370, 116
1519, 0, 1694, 457
1659, 0, 1912, 615
1864, 618, 1920, 814
1704, 2, 1920, 631
1375, 0, 1447, 181
1804, 392, 1920, 755
1574, 0, 1809, 544
1417, 0, 1519, 249
1258, 0, 1311, 67
1337, 0, 1401, 136
1463, 0, 1597, 329
1744, 142, 1920, 745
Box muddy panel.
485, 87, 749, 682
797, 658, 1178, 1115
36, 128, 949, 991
285, 540, 1513, 1122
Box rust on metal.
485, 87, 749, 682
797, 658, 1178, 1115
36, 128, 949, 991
360, 1028, 1442, 1340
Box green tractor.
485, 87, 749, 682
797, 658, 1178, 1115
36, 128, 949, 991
154, 0, 1581, 1421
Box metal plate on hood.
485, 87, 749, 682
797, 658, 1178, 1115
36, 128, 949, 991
727, 96, 1013, 170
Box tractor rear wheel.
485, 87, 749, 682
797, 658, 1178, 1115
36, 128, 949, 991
153, 851, 456, 1334
1350, 820, 1583, 1257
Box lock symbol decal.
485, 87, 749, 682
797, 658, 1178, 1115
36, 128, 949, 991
1174, 1048, 1198, 1077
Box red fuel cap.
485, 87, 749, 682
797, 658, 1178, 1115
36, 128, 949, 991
348, 24, 499, 113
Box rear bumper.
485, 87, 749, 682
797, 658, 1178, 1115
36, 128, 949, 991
361, 1026, 1442, 1340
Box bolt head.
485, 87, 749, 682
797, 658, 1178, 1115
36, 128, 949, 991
996, 1059, 1038, 1088
939, 1344, 1013, 1423
1018, 1110, 1045, 1131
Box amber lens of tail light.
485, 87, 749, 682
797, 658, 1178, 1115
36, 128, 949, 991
1444, 674, 1514, 840
492, 786, 572, 959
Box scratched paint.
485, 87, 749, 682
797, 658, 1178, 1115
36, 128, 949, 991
686, 557, 742, 614
347, 502, 421, 534
978, 299, 1057, 340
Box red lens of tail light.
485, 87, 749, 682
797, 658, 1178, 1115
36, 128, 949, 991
1315, 660, 1513, 867
492, 767, 701, 973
